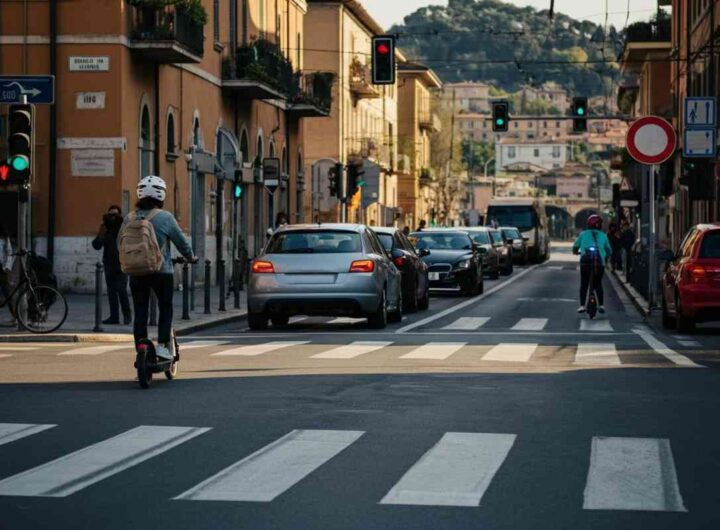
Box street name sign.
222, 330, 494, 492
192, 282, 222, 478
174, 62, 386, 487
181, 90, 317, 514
0, 75, 55, 104
684, 97, 716, 127
626, 116, 676, 165
683, 128, 717, 158
263, 158, 280, 193
69, 56, 110, 72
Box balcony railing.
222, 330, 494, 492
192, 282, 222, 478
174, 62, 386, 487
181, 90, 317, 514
624, 18, 671, 44
349, 59, 380, 99
289, 72, 335, 117
223, 39, 294, 99
130, 6, 204, 63
419, 111, 442, 132
419, 167, 435, 186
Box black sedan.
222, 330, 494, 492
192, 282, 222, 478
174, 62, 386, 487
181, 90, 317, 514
374, 227, 430, 312
489, 228, 514, 275
409, 231, 484, 296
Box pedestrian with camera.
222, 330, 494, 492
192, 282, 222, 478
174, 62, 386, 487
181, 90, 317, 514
92, 205, 132, 325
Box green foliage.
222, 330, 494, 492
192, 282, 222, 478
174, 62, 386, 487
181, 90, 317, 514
127, 0, 208, 26
462, 140, 495, 174
391, 0, 621, 96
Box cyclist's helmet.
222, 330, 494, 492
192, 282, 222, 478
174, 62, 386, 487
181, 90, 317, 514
587, 214, 603, 230
137, 175, 167, 202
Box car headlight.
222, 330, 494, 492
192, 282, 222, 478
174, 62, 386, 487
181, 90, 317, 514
455, 259, 472, 269
513, 241, 522, 248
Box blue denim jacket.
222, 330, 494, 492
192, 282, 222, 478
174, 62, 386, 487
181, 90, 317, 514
129, 209, 194, 274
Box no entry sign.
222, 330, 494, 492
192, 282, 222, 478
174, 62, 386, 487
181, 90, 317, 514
626, 116, 676, 165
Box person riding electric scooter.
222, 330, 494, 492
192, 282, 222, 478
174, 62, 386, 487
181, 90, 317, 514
572, 215, 612, 315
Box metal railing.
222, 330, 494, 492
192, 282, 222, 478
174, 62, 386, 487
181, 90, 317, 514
225, 39, 294, 94
290, 72, 335, 112
624, 18, 671, 44
131, 6, 205, 57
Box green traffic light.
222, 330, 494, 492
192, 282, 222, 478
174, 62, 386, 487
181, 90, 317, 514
577, 108, 585, 116
10, 156, 29, 172
234, 185, 243, 199
496, 118, 505, 126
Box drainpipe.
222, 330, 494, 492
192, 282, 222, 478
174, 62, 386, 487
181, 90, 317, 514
47, 0, 58, 264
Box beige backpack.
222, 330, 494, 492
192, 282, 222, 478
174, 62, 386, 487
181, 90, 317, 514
118, 209, 164, 276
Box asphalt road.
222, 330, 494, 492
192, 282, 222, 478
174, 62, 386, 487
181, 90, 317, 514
1, 244, 719, 529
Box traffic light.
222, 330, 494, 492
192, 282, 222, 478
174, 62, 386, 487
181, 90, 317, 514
347, 163, 365, 197
6, 104, 33, 184
372, 36, 395, 85
572, 97, 588, 133
233, 182, 243, 200
328, 163, 342, 197
492, 101, 509, 132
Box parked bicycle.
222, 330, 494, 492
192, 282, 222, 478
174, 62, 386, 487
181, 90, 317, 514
0, 250, 68, 334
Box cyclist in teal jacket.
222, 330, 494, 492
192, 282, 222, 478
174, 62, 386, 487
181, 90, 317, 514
573, 215, 613, 314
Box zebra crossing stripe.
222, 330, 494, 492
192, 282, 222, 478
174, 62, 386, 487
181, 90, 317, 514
176, 430, 364, 502
443, 317, 490, 330
574, 344, 620, 366
580, 320, 614, 332
482, 343, 538, 362
57, 345, 129, 356
0, 426, 210, 497
381, 433, 516, 506
583, 437, 686, 512
211, 341, 309, 357
312, 342, 391, 360
511, 318, 548, 331
180, 340, 230, 350
400, 343, 466, 360
0, 424, 56, 447
633, 330, 701, 368
328, 317, 366, 325
0, 354, 11, 359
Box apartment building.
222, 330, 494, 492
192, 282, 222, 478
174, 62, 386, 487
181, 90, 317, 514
0, 0, 331, 289
303, 0, 399, 226
515, 81, 570, 114
495, 139, 569, 173
441, 82, 492, 114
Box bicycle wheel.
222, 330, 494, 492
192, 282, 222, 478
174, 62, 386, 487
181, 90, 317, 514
16, 285, 68, 334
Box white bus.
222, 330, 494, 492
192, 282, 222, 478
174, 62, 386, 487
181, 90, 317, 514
486, 199, 550, 263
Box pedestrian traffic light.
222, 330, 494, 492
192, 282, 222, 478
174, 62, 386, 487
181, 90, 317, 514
328, 163, 343, 197
492, 101, 509, 132
572, 97, 588, 133
347, 163, 365, 197
372, 35, 396, 85
6, 104, 33, 184
233, 182, 243, 200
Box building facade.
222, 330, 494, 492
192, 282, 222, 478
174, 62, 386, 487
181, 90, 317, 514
495, 140, 569, 173
441, 82, 491, 114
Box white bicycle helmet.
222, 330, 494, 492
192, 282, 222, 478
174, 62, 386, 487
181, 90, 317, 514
137, 175, 167, 202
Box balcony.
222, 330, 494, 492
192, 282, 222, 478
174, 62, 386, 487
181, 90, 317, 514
624, 18, 671, 44
129, 6, 204, 63
419, 111, 442, 132
349, 59, 380, 99
419, 167, 436, 187
288, 72, 335, 118
223, 39, 294, 100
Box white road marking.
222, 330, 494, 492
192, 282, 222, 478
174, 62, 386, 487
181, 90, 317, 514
289, 316, 307, 324
583, 437, 686, 512
677, 340, 701, 348
380, 432, 516, 507
0, 424, 56, 447
211, 341, 309, 357
511, 318, 548, 331
312, 341, 392, 359
574, 343, 621, 365
0, 426, 210, 497
546, 266, 564, 270
517, 298, 575, 303
396, 265, 540, 333
482, 343, 538, 362
400, 343, 466, 360
179, 340, 230, 350
0, 346, 40, 351
443, 317, 490, 330
633, 329, 701, 367
57, 345, 129, 356
580, 320, 614, 332
328, 317, 366, 325
0, 354, 11, 359
176, 430, 364, 502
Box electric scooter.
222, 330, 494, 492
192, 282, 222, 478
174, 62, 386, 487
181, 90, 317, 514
135, 328, 179, 389
585, 246, 600, 320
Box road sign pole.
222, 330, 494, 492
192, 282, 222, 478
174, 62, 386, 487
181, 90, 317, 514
648, 164, 657, 312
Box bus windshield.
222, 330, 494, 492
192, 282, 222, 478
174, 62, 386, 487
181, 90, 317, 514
486, 206, 537, 232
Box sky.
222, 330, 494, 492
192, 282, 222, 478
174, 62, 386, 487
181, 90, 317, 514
360, 0, 662, 31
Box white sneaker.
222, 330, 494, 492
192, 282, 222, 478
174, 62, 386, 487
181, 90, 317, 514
156, 344, 173, 361
577, 306, 586, 314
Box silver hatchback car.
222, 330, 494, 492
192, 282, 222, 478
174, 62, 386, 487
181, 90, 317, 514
247, 224, 403, 330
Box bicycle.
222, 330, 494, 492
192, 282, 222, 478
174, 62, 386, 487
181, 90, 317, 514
1, 250, 68, 333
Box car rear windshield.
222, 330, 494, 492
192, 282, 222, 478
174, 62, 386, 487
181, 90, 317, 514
486, 206, 536, 232
700, 232, 720, 258
470, 231, 490, 244
376, 233, 394, 251
489, 231, 504, 244
502, 229, 520, 239
266, 231, 362, 254
411, 232, 472, 250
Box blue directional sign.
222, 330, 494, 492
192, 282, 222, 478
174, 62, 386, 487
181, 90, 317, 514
684, 97, 716, 128
683, 128, 717, 158
0, 76, 55, 104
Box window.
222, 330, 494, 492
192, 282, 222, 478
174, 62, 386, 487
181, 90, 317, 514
543, 121, 547, 128
508, 147, 516, 158
699, 232, 720, 258
166, 113, 175, 155
533, 148, 540, 157
514, 122, 519, 129
267, 230, 362, 254
240, 130, 249, 164
192, 117, 201, 147
256, 134, 264, 163
552, 146, 561, 158
296, 33, 301, 68
213, 0, 220, 43
140, 105, 153, 179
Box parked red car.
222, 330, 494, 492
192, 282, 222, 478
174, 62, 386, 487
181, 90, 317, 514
662, 224, 720, 332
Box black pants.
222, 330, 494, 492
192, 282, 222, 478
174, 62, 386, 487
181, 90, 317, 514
580, 260, 605, 306
130, 274, 174, 345
105, 270, 131, 321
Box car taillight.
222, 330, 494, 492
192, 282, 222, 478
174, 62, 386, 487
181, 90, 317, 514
393, 256, 406, 268
252, 260, 275, 274
689, 265, 706, 281
349, 260, 375, 273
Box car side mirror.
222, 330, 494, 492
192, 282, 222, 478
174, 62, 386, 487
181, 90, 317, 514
419, 248, 431, 257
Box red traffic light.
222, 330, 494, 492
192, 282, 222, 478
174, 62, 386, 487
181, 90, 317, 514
0, 163, 9, 182
376, 43, 390, 55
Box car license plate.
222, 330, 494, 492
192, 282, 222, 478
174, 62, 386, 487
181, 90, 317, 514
429, 272, 441, 281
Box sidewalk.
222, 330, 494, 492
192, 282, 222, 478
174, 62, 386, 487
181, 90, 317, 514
0, 288, 248, 343
611, 268, 651, 317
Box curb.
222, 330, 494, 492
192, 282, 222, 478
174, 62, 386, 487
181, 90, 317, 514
610, 270, 651, 317
0, 312, 247, 343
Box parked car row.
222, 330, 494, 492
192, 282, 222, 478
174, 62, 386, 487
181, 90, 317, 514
246, 222, 533, 330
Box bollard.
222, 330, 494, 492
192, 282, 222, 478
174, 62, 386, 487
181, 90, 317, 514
93, 262, 104, 333
218, 260, 226, 312
182, 262, 190, 320
149, 291, 157, 326
233, 259, 241, 309
204, 259, 211, 315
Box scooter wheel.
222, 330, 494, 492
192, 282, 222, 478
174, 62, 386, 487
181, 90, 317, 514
136, 348, 153, 389
165, 360, 178, 380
